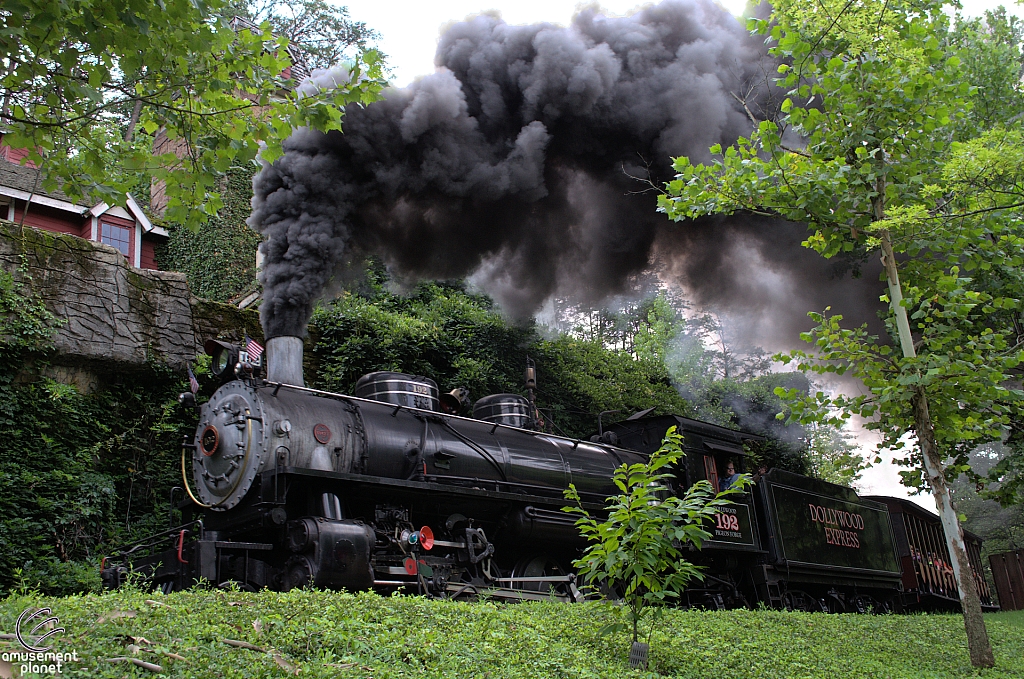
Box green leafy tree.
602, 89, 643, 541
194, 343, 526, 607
309, 279, 695, 439
952, 7, 1024, 135
952, 442, 1024, 562
240, 0, 381, 71
803, 418, 868, 488
564, 426, 747, 656
927, 128, 1024, 508
657, 0, 1024, 667
0, 0, 385, 227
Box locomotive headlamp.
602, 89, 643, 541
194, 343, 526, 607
204, 339, 240, 381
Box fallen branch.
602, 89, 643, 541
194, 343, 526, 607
222, 638, 266, 652
97, 610, 137, 623
109, 657, 163, 672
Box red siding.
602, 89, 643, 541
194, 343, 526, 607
140, 238, 159, 270
0, 145, 38, 168
8, 197, 161, 269
12, 202, 87, 236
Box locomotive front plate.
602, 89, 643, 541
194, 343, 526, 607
192, 380, 264, 509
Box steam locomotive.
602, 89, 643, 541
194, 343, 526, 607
101, 336, 996, 612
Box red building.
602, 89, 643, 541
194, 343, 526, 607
0, 140, 168, 270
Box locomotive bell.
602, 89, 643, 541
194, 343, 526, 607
439, 387, 470, 415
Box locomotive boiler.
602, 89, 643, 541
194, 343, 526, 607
102, 335, 998, 613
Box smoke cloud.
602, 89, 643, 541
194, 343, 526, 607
251, 0, 883, 343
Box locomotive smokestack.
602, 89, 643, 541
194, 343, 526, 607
267, 336, 304, 386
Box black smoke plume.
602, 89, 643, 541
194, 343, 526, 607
251, 0, 883, 343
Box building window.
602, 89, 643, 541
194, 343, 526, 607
101, 222, 131, 256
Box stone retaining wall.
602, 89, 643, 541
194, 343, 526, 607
0, 219, 260, 375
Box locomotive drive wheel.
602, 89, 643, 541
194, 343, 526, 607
510, 555, 569, 595
852, 594, 886, 614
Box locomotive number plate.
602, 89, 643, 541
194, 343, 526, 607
313, 423, 332, 444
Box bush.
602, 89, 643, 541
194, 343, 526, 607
565, 426, 749, 650
0, 270, 196, 596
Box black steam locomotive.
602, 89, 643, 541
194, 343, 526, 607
102, 337, 996, 612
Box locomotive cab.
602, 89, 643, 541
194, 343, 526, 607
603, 414, 762, 554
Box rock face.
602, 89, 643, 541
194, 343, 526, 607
0, 219, 260, 372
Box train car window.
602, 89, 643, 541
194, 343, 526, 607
703, 455, 719, 491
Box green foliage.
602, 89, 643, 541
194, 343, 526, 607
952, 8, 1024, 135
534, 335, 694, 436
545, 288, 835, 477
163, 165, 263, 301
1, 589, 1022, 678
0, 269, 197, 597
988, 426, 1024, 507
659, 0, 1024, 493
803, 420, 869, 488
564, 427, 748, 645
660, 0, 968, 253
0, 0, 386, 228
309, 280, 693, 439
776, 294, 1021, 490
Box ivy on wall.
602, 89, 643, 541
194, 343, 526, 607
0, 268, 202, 596
160, 165, 262, 302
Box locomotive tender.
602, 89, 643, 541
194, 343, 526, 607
102, 335, 996, 612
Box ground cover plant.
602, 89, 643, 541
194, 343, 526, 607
0, 589, 1022, 679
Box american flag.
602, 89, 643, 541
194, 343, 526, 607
187, 364, 199, 394
245, 334, 264, 364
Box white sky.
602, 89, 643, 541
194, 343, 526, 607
341, 0, 1021, 509
347, 0, 1023, 87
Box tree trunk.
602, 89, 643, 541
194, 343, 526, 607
124, 98, 143, 142
912, 388, 994, 668
879, 231, 995, 668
